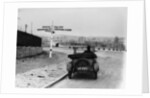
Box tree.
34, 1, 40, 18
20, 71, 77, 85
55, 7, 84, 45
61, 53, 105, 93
114, 36, 119, 44
113, 36, 120, 50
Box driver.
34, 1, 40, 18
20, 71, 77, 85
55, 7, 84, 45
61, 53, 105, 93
84, 45, 97, 58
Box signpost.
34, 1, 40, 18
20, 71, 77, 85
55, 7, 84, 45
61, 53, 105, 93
37, 22, 72, 58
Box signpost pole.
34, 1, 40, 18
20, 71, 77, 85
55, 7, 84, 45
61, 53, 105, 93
49, 32, 53, 58
37, 22, 71, 58
49, 21, 54, 58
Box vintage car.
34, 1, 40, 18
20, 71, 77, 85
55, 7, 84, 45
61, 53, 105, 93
67, 50, 99, 79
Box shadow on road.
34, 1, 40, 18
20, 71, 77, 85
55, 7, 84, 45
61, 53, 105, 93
70, 73, 97, 80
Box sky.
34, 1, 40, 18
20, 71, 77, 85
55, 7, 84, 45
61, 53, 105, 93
18, 8, 127, 38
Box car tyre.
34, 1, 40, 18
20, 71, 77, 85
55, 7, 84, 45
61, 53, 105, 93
68, 72, 72, 79
93, 72, 97, 79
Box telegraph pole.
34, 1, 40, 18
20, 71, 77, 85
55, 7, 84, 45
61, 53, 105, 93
31, 22, 33, 34
25, 24, 27, 33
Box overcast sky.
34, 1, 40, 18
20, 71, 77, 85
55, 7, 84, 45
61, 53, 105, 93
18, 8, 127, 37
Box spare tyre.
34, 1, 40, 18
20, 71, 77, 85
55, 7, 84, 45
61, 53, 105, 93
75, 59, 90, 68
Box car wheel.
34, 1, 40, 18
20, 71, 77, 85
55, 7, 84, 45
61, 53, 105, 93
93, 72, 97, 79
68, 72, 72, 79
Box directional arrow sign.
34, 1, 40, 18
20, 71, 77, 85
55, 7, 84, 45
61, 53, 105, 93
54, 26, 63, 29
37, 25, 52, 32
38, 25, 71, 33
37, 28, 48, 31
42, 26, 51, 29
55, 28, 72, 31
37, 28, 51, 32
64, 29, 72, 31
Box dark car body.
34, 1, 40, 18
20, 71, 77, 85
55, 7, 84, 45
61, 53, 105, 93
67, 52, 99, 79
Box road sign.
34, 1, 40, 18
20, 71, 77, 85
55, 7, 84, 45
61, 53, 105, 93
37, 23, 72, 58
54, 26, 71, 31
64, 29, 72, 31
38, 26, 71, 32
55, 29, 72, 31
55, 28, 72, 31
45, 29, 51, 32
37, 28, 51, 32
42, 26, 51, 29
37, 28, 48, 31
54, 26, 63, 29
37, 25, 52, 32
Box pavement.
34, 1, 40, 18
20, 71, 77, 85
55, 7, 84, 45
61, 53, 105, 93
16, 62, 67, 88
16, 48, 70, 88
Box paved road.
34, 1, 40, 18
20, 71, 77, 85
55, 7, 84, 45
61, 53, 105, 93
44, 47, 125, 88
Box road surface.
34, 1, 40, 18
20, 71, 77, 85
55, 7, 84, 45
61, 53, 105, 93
44, 47, 125, 88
